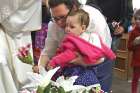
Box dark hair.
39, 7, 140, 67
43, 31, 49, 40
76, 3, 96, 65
68, 9, 89, 28
48, 0, 81, 10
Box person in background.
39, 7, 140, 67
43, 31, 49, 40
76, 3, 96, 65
128, 9, 140, 93
128, 16, 136, 32
86, 0, 133, 52
33, 0, 113, 92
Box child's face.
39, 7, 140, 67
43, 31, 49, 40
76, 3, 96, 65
135, 16, 140, 29
65, 15, 86, 36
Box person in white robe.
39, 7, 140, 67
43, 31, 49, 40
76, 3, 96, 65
0, 0, 41, 93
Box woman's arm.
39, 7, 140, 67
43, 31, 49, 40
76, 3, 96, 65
33, 22, 62, 72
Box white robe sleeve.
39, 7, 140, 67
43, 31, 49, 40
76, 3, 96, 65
1, 0, 41, 32
0, 0, 41, 92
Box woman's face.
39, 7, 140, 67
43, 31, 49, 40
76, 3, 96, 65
135, 16, 140, 29
50, 4, 70, 28
65, 15, 86, 36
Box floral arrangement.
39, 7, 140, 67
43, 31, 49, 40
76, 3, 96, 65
17, 44, 33, 65
20, 67, 104, 93
17, 45, 104, 93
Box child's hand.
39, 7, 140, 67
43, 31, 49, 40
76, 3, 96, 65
46, 63, 54, 70
114, 26, 124, 35
32, 65, 39, 73
133, 36, 140, 45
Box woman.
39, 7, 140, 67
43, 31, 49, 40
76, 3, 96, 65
36, 0, 112, 92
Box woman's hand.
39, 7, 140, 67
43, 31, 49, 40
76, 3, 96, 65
32, 65, 39, 73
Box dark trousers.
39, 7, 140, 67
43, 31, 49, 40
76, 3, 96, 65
93, 59, 113, 92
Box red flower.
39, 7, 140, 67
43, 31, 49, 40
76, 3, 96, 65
17, 44, 33, 65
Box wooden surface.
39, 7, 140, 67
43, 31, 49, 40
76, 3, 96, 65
113, 33, 132, 80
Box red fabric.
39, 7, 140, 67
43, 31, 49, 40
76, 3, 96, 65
132, 67, 140, 93
128, 27, 140, 67
49, 34, 115, 67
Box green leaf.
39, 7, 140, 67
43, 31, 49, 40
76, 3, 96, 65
89, 89, 93, 93
82, 90, 87, 93
25, 54, 33, 65
50, 87, 58, 93
44, 83, 52, 93
66, 91, 72, 93
36, 86, 44, 93
58, 86, 66, 93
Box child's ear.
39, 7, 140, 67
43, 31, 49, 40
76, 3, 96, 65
82, 25, 86, 32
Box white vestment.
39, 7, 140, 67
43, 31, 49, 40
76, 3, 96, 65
0, 0, 41, 93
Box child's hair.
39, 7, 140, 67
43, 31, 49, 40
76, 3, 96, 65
134, 9, 140, 18
68, 9, 89, 28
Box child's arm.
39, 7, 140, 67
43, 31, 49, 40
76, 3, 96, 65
128, 32, 137, 51
133, 36, 140, 46
48, 49, 77, 68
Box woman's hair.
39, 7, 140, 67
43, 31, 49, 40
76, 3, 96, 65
48, 0, 81, 10
68, 9, 89, 28
134, 9, 140, 18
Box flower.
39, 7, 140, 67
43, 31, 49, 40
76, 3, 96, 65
21, 66, 103, 93
17, 44, 33, 65
52, 76, 102, 93
22, 67, 60, 93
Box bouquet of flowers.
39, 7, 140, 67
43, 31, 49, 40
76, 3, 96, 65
17, 45, 104, 93
20, 67, 103, 93
17, 44, 33, 65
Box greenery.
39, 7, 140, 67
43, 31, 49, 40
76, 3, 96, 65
36, 83, 94, 93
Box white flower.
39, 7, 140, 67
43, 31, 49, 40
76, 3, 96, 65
22, 67, 60, 89
52, 76, 101, 93
52, 76, 84, 92
22, 66, 102, 93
